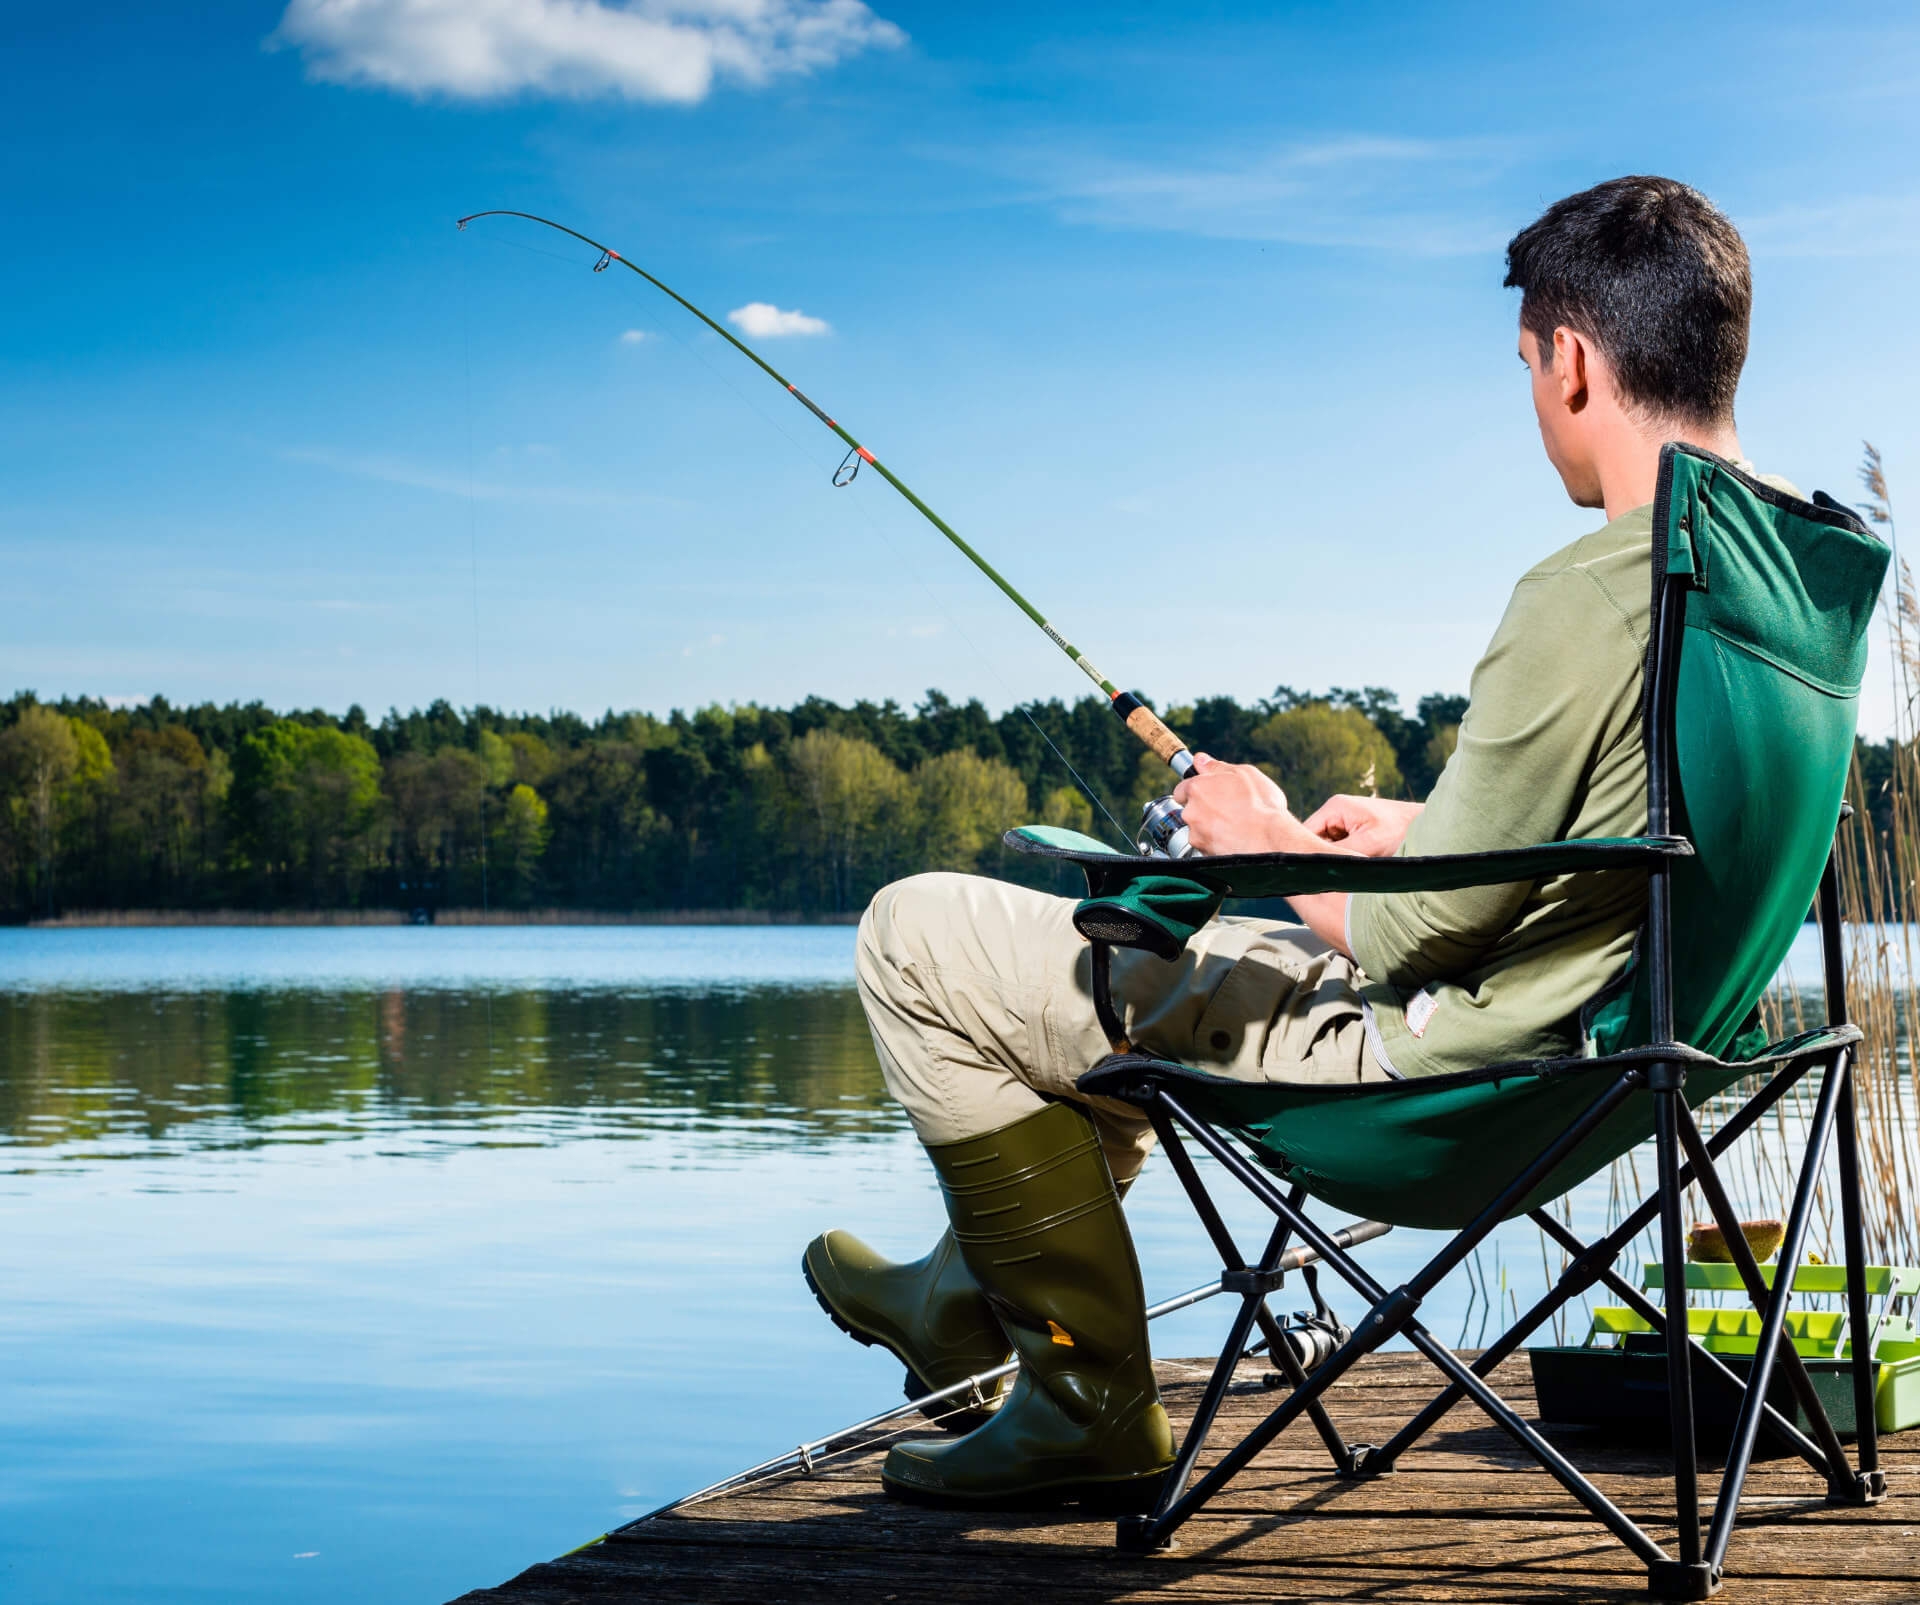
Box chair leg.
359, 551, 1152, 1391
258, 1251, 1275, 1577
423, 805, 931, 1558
1651, 1077, 1713, 1597
1816, 846, 1886, 1505
1703, 1050, 1847, 1575
1834, 1054, 1889, 1505
1150, 1268, 1268, 1529
1248, 1272, 1364, 1475
1143, 1105, 1358, 1503
1673, 1105, 1854, 1489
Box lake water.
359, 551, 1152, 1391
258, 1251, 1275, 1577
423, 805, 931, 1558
0, 922, 1854, 1604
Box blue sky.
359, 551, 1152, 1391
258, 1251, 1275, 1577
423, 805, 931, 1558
4, 2, 1916, 732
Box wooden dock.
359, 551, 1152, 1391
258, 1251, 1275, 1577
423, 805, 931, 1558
454, 1353, 1920, 1603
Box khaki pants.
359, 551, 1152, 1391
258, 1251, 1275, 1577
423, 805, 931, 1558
856, 873, 1388, 1185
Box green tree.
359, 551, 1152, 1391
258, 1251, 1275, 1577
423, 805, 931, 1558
784, 728, 912, 913
503, 731, 555, 787
1423, 722, 1461, 781
0, 708, 115, 915
540, 740, 662, 908
477, 729, 515, 788
492, 783, 551, 905
231, 722, 383, 904
108, 726, 227, 901
911, 749, 1029, 873
386, 747, 488, 901
1248, 701, 1403, 817
1040, 784, 1094, 835
1, 707, 76, 913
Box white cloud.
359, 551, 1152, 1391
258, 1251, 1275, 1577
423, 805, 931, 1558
1738, 194, 1920, 259
270, 0, 905, 104
618, 328, 651, 344
277, 444, 677, 508
1025, 135, 1518, 256
727, 301, 830, 337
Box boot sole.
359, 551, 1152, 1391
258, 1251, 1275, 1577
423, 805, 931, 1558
800, 1251, 995, 1434
880, 1467, 1170, 1515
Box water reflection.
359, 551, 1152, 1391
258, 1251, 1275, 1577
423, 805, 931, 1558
0, 984, 903, 1159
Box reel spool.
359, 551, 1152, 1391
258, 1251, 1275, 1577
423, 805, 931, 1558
1138, 794, 1197, 859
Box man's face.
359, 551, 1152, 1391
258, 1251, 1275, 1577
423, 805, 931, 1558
1520, 324, 1603, 509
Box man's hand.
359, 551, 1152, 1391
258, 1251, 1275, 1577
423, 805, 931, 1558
1301, 795, 1424, 859
1171, 753, 1300, 855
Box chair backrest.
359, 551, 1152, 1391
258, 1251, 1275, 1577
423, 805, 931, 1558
1590, 446, 1887, 1059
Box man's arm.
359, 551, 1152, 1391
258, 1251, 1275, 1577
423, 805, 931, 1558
1171, 760, 1422, 956
1347, 562, 1645, 989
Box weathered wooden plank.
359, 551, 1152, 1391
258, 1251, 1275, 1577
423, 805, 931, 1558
621, 1506, 1920, 1580
768, 1443, 1920, 1489
718, 1468, 1916, 1524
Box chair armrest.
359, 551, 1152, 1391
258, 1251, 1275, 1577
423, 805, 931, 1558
1005, 825, 1693, 901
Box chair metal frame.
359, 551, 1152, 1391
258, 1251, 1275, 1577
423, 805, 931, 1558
1077, 550, 1889, 1598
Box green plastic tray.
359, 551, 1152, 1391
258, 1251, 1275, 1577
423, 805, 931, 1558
1529, 1261, 1920, 1440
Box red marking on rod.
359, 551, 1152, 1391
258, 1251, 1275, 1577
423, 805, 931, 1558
857, 448, 875, 463
607, 251, 621, 261
787, 384, 797, 392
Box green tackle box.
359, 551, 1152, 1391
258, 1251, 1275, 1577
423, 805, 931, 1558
1530, 1262, 1920, 1446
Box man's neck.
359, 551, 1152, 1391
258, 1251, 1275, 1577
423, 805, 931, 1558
1594, 415, 1744, 521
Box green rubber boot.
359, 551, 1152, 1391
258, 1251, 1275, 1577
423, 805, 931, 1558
880, 1100, 1174, 1508
803, 1227, 1011, 1431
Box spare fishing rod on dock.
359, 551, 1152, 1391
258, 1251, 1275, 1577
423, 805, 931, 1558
457, 211, 1202, 855
574, 1216, 1392, 1547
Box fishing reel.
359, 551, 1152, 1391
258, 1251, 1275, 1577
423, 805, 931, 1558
1138, 794, 1199, 859
1252, 1264, 1351, 1384
1267, 1313, 1351, 1376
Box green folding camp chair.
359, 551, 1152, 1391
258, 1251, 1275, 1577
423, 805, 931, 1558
1006, 445, 1890, 1599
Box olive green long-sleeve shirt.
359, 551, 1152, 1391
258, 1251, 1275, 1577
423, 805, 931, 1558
1349, 477, 1800, 1077
1347, 504, 1660, 1078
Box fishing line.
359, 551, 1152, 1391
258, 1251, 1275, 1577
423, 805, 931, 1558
463, 245, 492, 918
526, 230, 1133, 845
456, 211, 1199, 803
461, 236, 496, 1077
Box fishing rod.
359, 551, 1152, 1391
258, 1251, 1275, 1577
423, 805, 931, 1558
456, 211, 1200, 804
551, 1217, 1392, 1552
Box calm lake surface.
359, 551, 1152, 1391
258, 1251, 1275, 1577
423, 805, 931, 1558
0, 922, 1850, 1604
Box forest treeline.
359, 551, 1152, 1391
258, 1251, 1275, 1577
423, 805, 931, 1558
3, 684, 1900, 922
0, 686, 1470, 920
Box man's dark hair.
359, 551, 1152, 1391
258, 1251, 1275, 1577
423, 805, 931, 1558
1504, 176, 1751, 425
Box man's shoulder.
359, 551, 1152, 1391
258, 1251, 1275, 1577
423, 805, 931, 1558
1509, 469, 1801, 625
1503, 506, 1655, 648
1519, 505, 1655, 590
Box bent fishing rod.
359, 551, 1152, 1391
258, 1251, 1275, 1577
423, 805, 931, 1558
456, 210, 1198, 791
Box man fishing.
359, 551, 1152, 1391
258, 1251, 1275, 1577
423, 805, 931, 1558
804, 175, 1781, 1507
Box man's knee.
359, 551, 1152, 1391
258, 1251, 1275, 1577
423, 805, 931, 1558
857, 873, 978, 1000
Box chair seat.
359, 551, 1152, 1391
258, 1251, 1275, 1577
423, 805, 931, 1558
1077, 1025, 1858, 1231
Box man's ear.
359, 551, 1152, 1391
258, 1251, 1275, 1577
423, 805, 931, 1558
1551, 326, 1590, 414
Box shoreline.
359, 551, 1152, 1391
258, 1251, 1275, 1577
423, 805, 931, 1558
23, 908, 864, 929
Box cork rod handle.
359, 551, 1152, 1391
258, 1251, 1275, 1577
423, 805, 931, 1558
1123, 703, 1192, 771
